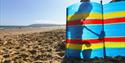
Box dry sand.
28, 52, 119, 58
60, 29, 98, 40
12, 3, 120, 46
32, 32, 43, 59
0, 27, 125, 63
0, 27, 65, 63
0, 26, 65, 36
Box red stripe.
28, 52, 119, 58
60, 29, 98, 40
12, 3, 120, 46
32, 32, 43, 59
66, 39, 102, 44
105, 37, 125, 42
67, 17, 125, 26
104, 17, 125, 24
67, 19, 102, 25
66, 37, 125, 44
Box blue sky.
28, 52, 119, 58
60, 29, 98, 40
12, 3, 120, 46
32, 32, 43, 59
0, 0, 111, 25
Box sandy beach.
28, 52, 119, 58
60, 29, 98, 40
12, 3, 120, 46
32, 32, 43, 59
0, 26, 65, 36
0, 27, 66, 63
0, 27, 125, 63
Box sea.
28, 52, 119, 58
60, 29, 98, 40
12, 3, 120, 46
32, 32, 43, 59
0, 26, 66, 29
0, 26, 29, 29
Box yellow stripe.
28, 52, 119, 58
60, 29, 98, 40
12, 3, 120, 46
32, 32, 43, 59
67, 11, 125, 21
105, 42, 125, 48
66, 42, 125, 50
66, 43, 103, 50
104, 11, 125, 19
67, 13, 102, 21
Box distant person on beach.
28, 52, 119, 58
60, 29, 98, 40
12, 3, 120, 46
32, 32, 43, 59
80, 0, 90, 2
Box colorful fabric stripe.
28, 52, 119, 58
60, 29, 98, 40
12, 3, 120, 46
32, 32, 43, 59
104, 11, 125, 19
67, 42, 125, 50
67, 23, 125, 39
67, 37, 125, 44
68, 2, 102, 16
103, 1, 125, 14
66, 48, 125, 59
103, 1, 125, 57
66, 2, 104, 59
66, 1, 125, 59
66, 49, 104, 59
68, 11, 125, 21
105, 48, 125, 57
68, 13, 102, 21
67, 17, 125, 25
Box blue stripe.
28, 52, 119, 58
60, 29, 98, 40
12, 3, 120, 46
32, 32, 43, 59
67, 25, 103, 39
67, 1, 125, 16
67, 2, 102, 16
66, 49, 104, 59
104, 23, 125, 37
104, 1, 125, 14
67, 23, 125, 39
106, 48, 125, 57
